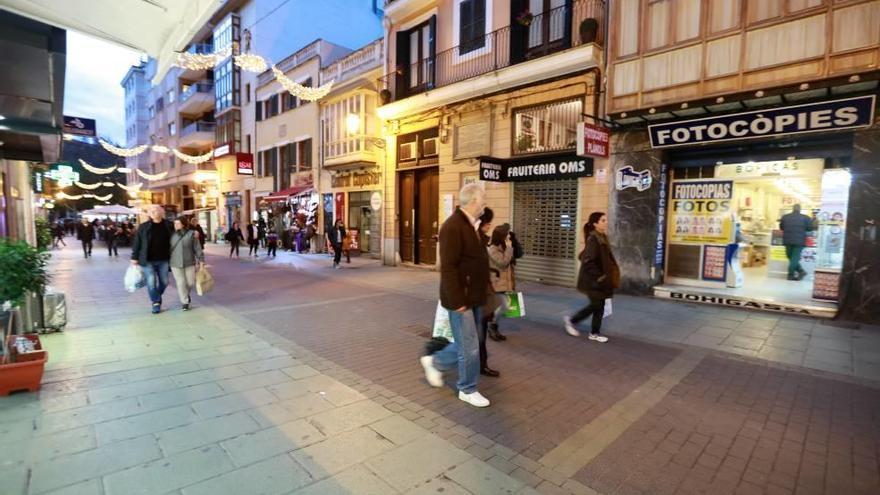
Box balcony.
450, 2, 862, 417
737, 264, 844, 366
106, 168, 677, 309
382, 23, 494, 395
323, 136, 380, 170
179, 43, 214, 79
178, 80, 214, 115
378, 0, 604, 117
178, 121, 215, 148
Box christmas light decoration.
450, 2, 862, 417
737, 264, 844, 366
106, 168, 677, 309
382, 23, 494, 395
174, 46, 231, 70
99, 139, 148, 157
82, 193, 94, 199
102, 182, 115, 187
272, 66, 334, 101
56, 192, 83, 200
73, 181, 102, 190
116, 167, 131, 172
117, 182, 143, 191
78, 159, 118, 174
136, 170, 169, 181
234, 53, 267, 73
151, 145, 170, 153
172, 149, 213, 165
93, 193, 113, 201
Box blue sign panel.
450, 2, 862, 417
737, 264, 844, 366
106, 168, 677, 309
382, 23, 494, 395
654, 162, 668, 269
63, 115, 97, 137
648, 95, 876, 149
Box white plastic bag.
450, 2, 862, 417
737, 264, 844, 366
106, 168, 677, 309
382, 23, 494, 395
603, 298, 613, 319
124, 265, 146, 293
432, 301, 454, 342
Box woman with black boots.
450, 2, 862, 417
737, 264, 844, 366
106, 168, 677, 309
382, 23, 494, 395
476, 208, 501, 377
487, 223, 515, 339
565, 212, 620, 343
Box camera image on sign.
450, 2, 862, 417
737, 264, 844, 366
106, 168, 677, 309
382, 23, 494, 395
616, 166, 652, 191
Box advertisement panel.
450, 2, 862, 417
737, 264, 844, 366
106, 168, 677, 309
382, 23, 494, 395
668, 180, 734, 244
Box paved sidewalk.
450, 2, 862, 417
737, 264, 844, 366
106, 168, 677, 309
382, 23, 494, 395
0, 244, 537, 495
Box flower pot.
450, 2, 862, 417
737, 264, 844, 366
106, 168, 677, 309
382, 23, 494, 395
0, 334, 48, 396
580, 18, 599, 44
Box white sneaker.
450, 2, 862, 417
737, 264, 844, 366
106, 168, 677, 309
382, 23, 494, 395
563, 316, 580, 337
588, 333, 609, 343
458, 390, 490, 408
420, 355, 443, 387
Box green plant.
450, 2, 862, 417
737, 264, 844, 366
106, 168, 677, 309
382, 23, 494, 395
516, 134, 535, 152
34, 217, 53, 252
0, 240, 50, 309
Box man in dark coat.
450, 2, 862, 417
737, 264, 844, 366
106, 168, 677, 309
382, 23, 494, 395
327, 219, 346, 269
779, 204, 813, 281
131, 205, 174, 314
76, 218, 94, 258
420, 184, 492, 408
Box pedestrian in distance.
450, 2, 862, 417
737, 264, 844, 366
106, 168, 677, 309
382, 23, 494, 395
106, 222, 121, 257
52, 222, 66, 248
130, 205, 175, 314
190, 217, 207, 250
564, 212, 619, 342
266, 223, 279, 258
779, 204, 813, 281
257, 217, 267, 248
169, 217, 205, 311
76, 218, 94, 258
226, 222, 244, 258
246, 221, 259, 256
327, 219, 346, 269
420, 183, 492, 408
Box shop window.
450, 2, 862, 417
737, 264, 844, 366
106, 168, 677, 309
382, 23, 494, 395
513, 98, 582, 155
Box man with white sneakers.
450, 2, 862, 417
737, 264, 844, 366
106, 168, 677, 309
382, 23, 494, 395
420, 184, 492, 408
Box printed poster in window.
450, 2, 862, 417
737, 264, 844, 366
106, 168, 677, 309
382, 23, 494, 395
668, 180, 734, 244
702, 245, 727, 281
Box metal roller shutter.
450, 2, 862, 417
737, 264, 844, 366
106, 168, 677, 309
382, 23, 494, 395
512, 179, 579, 287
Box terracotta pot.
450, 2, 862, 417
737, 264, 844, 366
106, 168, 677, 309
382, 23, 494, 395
1, 334, 48, 396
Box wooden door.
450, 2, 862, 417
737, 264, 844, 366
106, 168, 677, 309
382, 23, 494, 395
416, 167, 439, 265
399, 171, 415, 263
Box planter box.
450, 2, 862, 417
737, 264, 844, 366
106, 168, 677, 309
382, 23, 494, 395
0, 334, 48, 396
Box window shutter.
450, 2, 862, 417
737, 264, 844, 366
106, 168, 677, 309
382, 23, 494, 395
428, 15, 437, 89
395, 30, 410, 97
303, 139, 312, 169
255, 100, 263, 121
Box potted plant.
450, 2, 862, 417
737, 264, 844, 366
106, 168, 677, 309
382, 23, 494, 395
0, 239, 50, 395
579, 18, 599, 44
34, 217, 53, 252
516, 134, 535, 152
515, 11, 534, 26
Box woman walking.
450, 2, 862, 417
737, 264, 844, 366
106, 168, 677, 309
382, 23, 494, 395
246, 221, 259, 256
564, 212, 619, 343
226, 221, 244, 258
170, 217, 204, 311
266, 223, 279, 258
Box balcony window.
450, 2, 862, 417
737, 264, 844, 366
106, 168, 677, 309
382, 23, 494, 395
168, 122, 176, 136
396, 18, 435, 94
298, 139, 312, 171
457, 0, 487, 55
215, 110, 241, 152
527, 0, 566, 50
215, 59, 240, 113
167, 89, 175, 104
513, 98, 582, 155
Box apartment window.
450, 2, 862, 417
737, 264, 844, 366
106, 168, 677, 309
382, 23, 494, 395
297, 80, 311, 105
283, 92, 298, 111
215, 59, 241, 113
513, 98, 582, 155
156, 97, 164, 112
167, 89, 175, 104
297, 139, 312, 171
646, 0, 702, 50
213, 14, 239, 55
215, 110, 241, 152
457, 0, 487, 55
149, 105, 155, 118
245, 83, 251, 103
245, 134, 251, 153
398, 20, 435, 90
168, 122, 176, 136
259, 148, 277, 177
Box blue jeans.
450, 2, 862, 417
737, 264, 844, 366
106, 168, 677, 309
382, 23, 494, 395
433, 307, 481, 394
143, 261, 170, 305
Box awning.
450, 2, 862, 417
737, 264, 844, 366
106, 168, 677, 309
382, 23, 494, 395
262, 185, 315, 202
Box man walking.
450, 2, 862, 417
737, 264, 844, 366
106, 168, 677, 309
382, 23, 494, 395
190, 217, 207, 250
76, 218, 94, 258
420, 184, 491, 408
779, 204, 813, 281
327, 219, 346, 269
131, 205, 174, 314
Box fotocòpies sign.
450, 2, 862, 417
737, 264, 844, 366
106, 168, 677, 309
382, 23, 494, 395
648, 95, 875, 149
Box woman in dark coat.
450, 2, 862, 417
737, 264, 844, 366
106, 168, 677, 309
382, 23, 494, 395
565, 212, 620, 343
226, 221, 244, 258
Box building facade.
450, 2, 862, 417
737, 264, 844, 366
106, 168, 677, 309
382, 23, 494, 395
121, 58, 154, 175
319, 38, 386, 259
378, 0, 607, 284
603, 0, 880, 322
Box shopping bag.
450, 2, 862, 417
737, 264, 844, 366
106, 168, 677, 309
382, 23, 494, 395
603, 298, 613, 319
124, 265, 146, 293
196, 266, 214, 296
432, 301, 454, 342
502, 292, 526, 318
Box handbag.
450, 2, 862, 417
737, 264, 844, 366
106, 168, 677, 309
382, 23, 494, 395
502, 292, 526, 318
196, 266, 214, 295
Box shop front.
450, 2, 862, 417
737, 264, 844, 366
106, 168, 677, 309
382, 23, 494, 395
480, 153, 594, 286
328, 169, 383, 258
609, 94, 879, 322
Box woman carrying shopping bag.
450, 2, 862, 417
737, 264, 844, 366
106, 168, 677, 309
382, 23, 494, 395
564, 212, 619, 343
170, 217, 205, 311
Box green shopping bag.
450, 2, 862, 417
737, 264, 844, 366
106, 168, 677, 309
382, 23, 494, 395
503, 292, 526, 318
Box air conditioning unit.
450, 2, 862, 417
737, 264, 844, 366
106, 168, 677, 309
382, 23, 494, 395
423, 137, 438, 157
399, 142, 417, 161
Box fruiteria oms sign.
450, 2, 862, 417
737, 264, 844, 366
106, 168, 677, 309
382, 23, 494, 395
649, 95, 875, 148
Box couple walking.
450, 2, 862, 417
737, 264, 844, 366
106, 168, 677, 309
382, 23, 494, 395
420, 185, 619, 408
130, 205, 205, 314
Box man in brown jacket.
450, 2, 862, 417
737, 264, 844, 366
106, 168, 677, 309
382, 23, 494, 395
420, 184, 492, 408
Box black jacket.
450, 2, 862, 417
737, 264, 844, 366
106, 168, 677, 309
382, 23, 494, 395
439, 208, 490, 310
76, 223, 95, 242
576, 232, 620, 299
130, 219, 174, 266
327, 225, 346, 246
779, 212, 813, 246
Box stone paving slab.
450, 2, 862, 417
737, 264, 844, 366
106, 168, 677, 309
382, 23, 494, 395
2, 244, 526, 495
